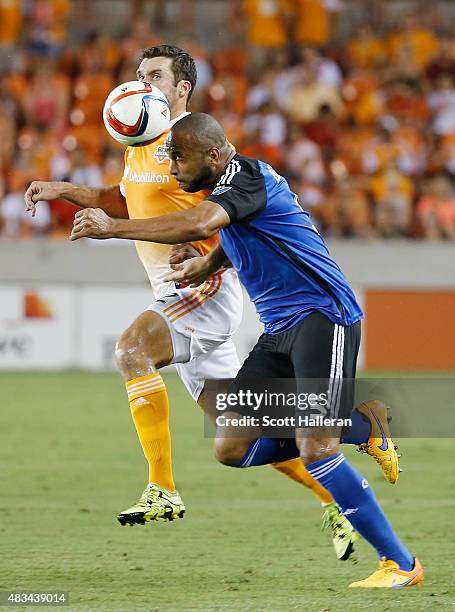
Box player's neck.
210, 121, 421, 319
220, 149, 236, 172
170, 101, 188, 121
210, 149, 236, 188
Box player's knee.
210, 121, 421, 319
115, 326, 151, 376
114, 336, 132, 375
213, 438, 245, 467
297, 438, 339, 466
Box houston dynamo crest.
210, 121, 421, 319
154, 144, 170, 164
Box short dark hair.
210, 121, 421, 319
140, 45, 197, 100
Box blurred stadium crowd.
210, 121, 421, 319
1, 0, 455, 240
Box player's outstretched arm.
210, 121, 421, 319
164, 244, 231, 287
24, 182, 129, 219
70, 200, 231, 243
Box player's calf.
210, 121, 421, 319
213, 411, 262, 466
213, 436, 255, 466
297, 432, 341, 466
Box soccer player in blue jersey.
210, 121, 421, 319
70, 113, 423, 588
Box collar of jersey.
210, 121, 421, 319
169, 111, 191, 127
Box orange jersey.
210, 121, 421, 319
120, 120, 218, 297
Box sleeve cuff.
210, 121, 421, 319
206, 195, 237, 222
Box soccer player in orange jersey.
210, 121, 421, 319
25, 45, 359, 558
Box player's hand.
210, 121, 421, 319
24, 181, 62, 217
164, 256, 214, 287
169, 243, 201, 265
70, 208, 113, 241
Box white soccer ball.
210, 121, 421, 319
103, 81, 171, 146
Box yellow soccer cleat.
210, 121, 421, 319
322, 501, 358, 561
117, 484, 185, 526
356, 400, 401, 484
349, 557, 424, 588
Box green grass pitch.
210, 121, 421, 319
1, 372, 455, 610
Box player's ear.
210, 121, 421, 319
208, 148, 220, 164
178, 80, 192, 99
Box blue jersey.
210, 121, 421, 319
207, 154, 363, 334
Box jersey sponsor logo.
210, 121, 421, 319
212, 185, 232, 196
122, 165, 170, 184
154, 144, 170, 164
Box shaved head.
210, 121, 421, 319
167, 113, 235, 192
171, 112, 228, 150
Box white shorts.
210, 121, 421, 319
148, 269, 243, 400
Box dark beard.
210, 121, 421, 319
185, 165, 216, 192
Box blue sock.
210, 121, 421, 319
341, 408, 371, 445
238, 438, 299, 467
238, 411, 371, 468
307, 453, 413, 570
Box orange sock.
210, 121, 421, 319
126, 373, 176, 492
271, 458, 333, 504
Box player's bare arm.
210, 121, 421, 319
165, 243, 232, 287
69, 199, 230, 243
24, 182, 129, 219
